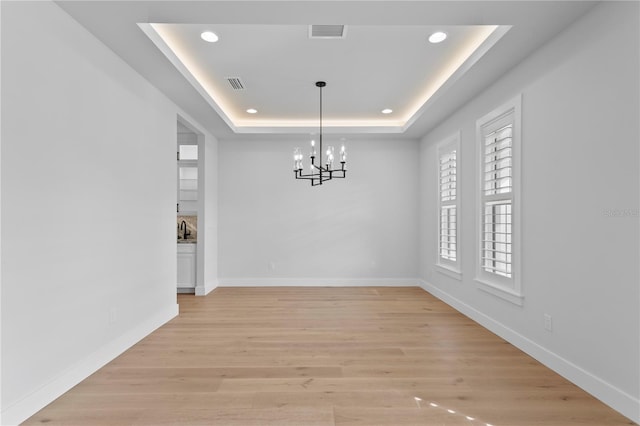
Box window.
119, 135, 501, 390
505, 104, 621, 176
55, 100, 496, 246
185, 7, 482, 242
475, 96, 522, 305
482, 125, 512, 277
440, 150, 457, 262
436, 133, 461, 280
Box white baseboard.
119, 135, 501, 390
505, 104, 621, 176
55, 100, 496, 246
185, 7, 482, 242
218, 277, 420, 287
196, 279, 218, 296
418, 280, 640, 424
1, 303, 179, 426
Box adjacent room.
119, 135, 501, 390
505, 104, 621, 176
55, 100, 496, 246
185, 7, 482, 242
1, 1, 638, 425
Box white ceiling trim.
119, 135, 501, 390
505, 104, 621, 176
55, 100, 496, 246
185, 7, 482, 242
139, 23, 240, 133
141, 22, 509, 134
401, 25, 511, 133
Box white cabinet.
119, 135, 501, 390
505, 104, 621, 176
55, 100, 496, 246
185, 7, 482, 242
177, 243, 197, 290
177, 139, 198, 214
178, 164, 198, 213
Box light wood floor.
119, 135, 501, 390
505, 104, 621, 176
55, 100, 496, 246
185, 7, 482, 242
25, 287, 635, 425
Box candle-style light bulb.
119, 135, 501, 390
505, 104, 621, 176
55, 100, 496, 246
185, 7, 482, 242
310, 139, 316, 157
340, 144, 346, 162
326, 146, 334, 169
293, 147, 304, 170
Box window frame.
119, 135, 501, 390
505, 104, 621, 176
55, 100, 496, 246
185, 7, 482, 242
475, 95, 523, 305
436, 132, 462, 280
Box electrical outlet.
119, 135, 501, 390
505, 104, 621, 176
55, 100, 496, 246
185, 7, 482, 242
109, 307, 118, 325
268, 261, 276, 272
544, 314, 553, 332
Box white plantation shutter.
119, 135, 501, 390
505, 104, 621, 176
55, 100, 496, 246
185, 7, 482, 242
475, 96, 521, 304
484, 125, 513, 196
440, 151, 457, 201
439, 146, 458, 263
482, 201, 511, 277
482, 124, 513, 277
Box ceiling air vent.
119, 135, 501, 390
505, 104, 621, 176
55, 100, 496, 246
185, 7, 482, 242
309, 25, 346, 39
226, 77, 245, 90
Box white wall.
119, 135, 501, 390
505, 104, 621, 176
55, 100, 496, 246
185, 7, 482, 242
200, 132, 219, 294
419, 2, 639, 422
0, 2, 4, 422
1, 2, 188, 423
218, 138, 419, 285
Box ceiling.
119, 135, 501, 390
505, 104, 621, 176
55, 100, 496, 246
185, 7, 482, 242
141, 22, 504, 134
55, 1, 598, 141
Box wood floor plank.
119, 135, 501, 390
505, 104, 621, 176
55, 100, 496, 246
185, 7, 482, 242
33, 392, 254, 411
217, 376, 471, 393
23, 287, 636, 425
132, 407, 335, 426
334, 407, 488, 426
25, 409, 144, 426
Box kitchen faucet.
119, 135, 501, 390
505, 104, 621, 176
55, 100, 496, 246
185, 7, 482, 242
180, 220, 191, 240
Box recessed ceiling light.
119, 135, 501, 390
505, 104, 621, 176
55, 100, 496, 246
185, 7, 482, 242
246, 108, 258, 114
200, 31, 219, 43
428, 31, 447, 43
382, 108, 393, 114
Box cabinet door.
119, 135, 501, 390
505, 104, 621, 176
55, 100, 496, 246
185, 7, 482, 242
177, 252, 196, 288
177, 164, 198, 213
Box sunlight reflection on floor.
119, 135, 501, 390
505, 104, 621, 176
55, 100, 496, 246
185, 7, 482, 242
414, 396, 495, 425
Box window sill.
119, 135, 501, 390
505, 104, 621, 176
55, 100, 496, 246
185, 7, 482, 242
435, 264, 462, 281
474, 278, 524, 306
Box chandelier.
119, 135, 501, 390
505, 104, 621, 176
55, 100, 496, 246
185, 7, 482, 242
293, 81, 347, 186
